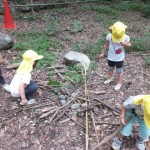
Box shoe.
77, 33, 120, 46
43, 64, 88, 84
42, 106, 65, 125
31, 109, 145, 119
136, 138, 145, 150
114, 84, 122, 91
111, 137, 122, 150
27, 98, 36, 105
104, 78, 113, 84
2, 84, 10, 92
20, 99, 36, 105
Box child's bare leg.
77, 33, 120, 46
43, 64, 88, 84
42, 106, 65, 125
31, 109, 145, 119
108, 69, 114, 79
116, 133, 124, 140
146, 140, 150, 149
104, 69, 114, 84
117, 72, 123, 85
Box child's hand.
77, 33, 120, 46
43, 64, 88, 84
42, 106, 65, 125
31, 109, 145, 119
120, 42, 127, 47
120, 41, 131, 47
0, 54, 4, 64
120, 117, 126, 125
21, 98, 28, 105
0, 58, 3, 64
100, 53, 105, 58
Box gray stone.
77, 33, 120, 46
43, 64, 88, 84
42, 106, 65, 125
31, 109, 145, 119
0, 33, 14, 50
59, 94, 66, 100
71, 103, 81, 110
64, 51, 90, 71
60, 100, 67, 105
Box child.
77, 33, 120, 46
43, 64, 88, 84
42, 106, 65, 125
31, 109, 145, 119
112, 95, 150, 150
0, 52, 10, 92
100, 22, 131, 90
10, 50, 43, 105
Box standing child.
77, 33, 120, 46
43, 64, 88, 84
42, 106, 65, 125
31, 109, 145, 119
112, 95, 150, 150
10, 50, 43, 105
100, 22, 131, 90
0, 52, 10, 92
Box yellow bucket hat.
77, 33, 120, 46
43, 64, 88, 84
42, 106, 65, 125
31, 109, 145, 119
109, 22, 127, 43
17, 50, 43, 74
133, 95, 150, 128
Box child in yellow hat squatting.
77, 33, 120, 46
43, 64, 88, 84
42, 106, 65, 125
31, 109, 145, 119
100, 22, 131, 90
112, 95, 150, 150
10, 50, 43, 105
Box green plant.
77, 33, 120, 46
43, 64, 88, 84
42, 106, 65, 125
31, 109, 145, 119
47, 79, 62, 87
71, 33, 106, 60
44, 14, 61, 34
145, 56, 150, 66
13, 30, 62, 70
82, 4, 116, 16
112, 1, 142, 12
71, 20, 83, 32
18, 13, 41, 21
53, 7, 70, 14
131, 37, 150, 52
141, 4, 150, 18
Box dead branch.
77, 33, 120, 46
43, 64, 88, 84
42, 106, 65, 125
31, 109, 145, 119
55, 69, 65, 81
91, 125, 123, 150
93, 98, 120, 114
49, 110, 59, 124
91, 111, 100, 149
95, 122, 120, 125
39, 99, 74, 119
92, 116, 132, 150
46, 65, 64, 70
64, 111, 85, 129
39, 109, 57, 119
94, 91, 106, 95
7, 63, 20, 69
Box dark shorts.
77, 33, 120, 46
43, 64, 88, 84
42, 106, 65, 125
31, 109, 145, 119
108, 60, 124, 73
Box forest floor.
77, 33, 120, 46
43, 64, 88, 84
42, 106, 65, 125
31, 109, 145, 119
0, 2, 150, 150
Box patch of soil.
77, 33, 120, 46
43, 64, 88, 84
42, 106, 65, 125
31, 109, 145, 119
0, 3, 150, 150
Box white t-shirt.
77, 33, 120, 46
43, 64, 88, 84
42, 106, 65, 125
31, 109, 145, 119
10, 73, 31, 97
106, 33, 130, 62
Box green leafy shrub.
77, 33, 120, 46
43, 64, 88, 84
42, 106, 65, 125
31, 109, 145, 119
112, 1, 142, 11
83, 4, 116, 16
145, 56, 150, 66
71, 33, 106, 60
131, 37, 150, 52
71, 20, 84, 32
140, 4, 150, 18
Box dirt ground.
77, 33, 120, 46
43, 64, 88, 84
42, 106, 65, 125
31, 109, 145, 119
0, 3, 150, 150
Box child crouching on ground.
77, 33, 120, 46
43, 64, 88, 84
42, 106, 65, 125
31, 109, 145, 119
112, 95, 150, 150
10, 50, 43, 105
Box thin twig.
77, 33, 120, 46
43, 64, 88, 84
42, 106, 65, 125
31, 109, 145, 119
93, 98, 120, 114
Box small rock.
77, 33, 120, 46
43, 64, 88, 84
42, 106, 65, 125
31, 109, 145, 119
81, 103, 87, 107
21, 141, 27, 148
59, 94, 66, 100
60, 100, 67, 105
71, 103, 81, 110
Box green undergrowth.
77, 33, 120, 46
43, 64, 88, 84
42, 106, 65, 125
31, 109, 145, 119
13, 31, 62, 70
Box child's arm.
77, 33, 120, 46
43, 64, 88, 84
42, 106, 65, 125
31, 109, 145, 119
120, 41, 132, 48
0, 53, 4, 64
120, 105, 127, 125
100, 40, 109, 58
19, 83, 28, 105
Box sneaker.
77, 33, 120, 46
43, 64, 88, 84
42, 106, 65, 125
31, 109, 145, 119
114, 84, 122, 91
2, 84, 10, 92
20, 99, 36, 105
111, 137, 122, 150
104, 78, 113, 84
27, 98, 36, 105
136, 139, 145, 150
